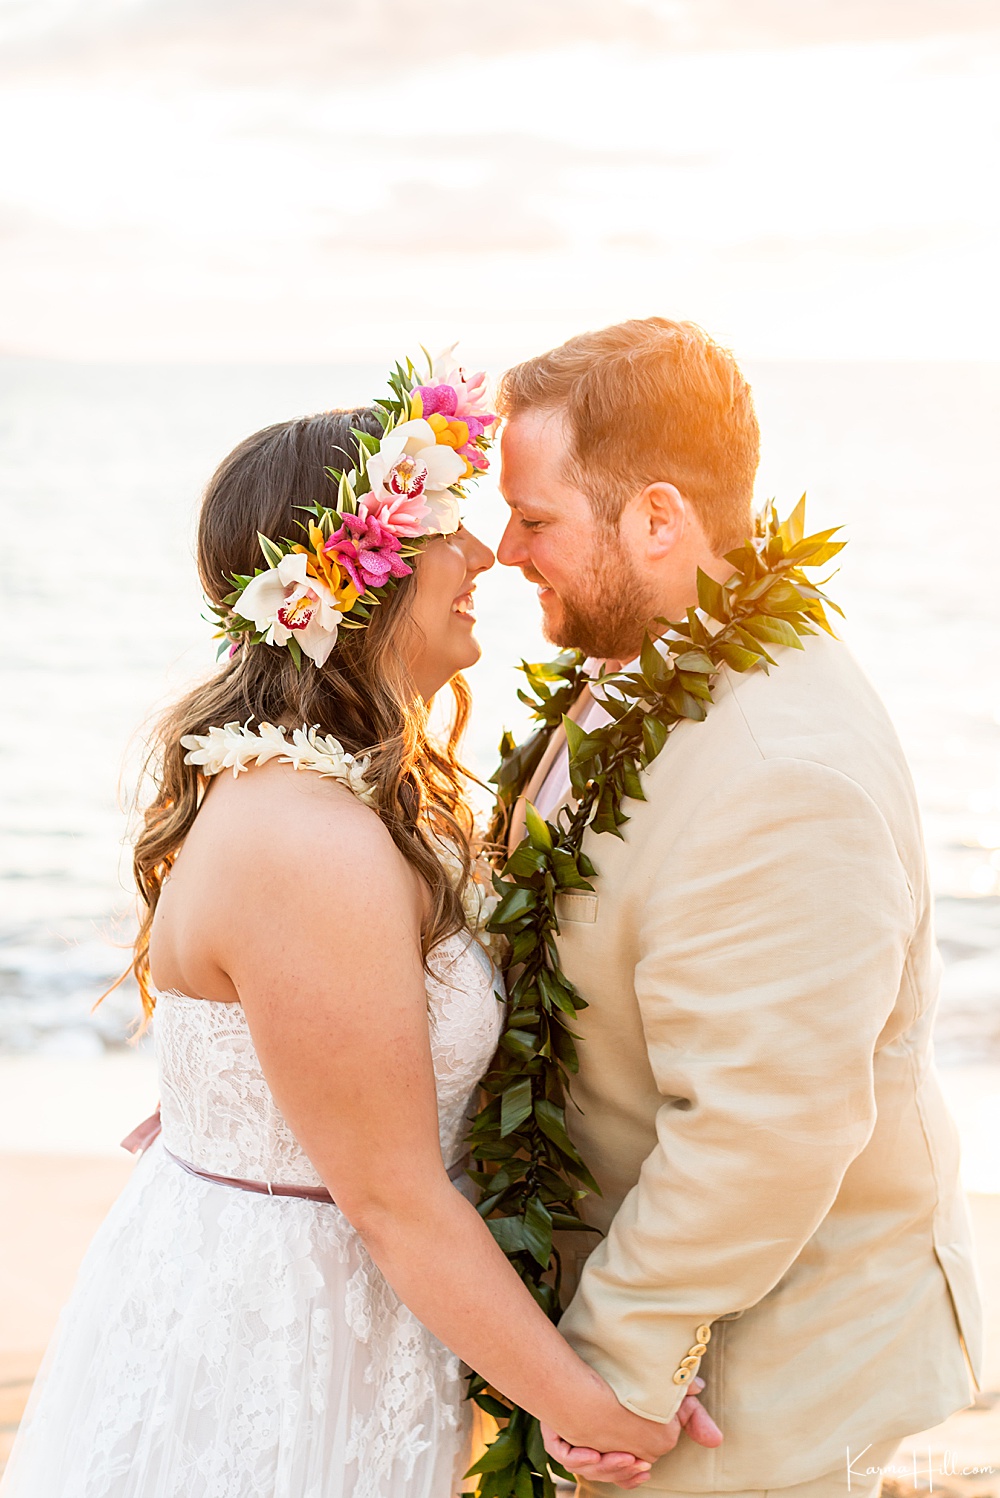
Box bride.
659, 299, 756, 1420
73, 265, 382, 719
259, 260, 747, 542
2, 352, 717, 1498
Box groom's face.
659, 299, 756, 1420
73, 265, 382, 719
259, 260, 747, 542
498, 408, 654, 660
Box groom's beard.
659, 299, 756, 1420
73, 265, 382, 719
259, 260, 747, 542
540, 537, 658, 661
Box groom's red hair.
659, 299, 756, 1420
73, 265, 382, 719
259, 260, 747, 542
497, 318, 759, 552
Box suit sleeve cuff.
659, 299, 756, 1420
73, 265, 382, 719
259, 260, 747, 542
560, 1314, 716, 1424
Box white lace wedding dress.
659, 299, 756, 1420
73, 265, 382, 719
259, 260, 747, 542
2, 930, 504, 1498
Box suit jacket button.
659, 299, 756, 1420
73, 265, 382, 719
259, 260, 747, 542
679, 1355, 702, 1370
695, 1324, 712, 1343
688, 1342, 709, 1356
672, 1367, 693, 1385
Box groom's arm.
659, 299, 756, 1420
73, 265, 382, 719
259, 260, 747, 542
557, 755, 914, 1424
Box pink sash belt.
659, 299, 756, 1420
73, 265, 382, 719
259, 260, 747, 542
165, 1148, 336, 1202
121, 1108, 470, 1202
121, 1108, 335, 1202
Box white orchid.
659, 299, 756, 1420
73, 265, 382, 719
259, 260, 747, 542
236, 552, 343, 667
363, 418, 466, 537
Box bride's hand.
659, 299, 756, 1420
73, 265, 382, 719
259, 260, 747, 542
541, 1434, 653, 1491
542, 1377, 722, 1488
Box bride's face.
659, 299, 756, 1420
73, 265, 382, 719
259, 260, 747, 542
404, 526, 495, 699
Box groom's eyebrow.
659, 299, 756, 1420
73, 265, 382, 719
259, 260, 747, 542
503, 493, 551, 517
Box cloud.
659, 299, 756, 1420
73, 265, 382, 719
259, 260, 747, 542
3, 0, 998, 88
0, 3, 995, 360
726, 225, 983, 262
306, 130, 712, 256
323, 176, 564, 257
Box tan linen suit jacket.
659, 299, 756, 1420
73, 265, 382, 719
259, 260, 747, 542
511, 632, 981, 1494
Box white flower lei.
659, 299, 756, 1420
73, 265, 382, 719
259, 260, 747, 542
180, 721, 374, 803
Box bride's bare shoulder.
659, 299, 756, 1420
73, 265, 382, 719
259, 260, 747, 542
196, 758, 403, 883
152, 759, 422, 1001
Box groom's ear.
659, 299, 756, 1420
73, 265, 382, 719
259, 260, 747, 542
640, 482, 688, 559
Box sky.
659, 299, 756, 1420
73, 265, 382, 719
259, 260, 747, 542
1, 0, 998, 362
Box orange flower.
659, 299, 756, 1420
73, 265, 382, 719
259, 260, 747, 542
294, 527, 360, 612
426, 411, 470, 450
426, 412, 474, 477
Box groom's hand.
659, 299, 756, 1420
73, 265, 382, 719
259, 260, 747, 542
541, 1377, 722, 1489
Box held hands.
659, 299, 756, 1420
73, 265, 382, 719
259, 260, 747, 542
541, 1378, 723, 1490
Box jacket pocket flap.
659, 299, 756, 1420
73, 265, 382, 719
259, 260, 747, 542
555, 892, 599, 924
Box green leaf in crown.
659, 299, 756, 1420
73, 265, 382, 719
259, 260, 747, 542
463, 496, 845, 1497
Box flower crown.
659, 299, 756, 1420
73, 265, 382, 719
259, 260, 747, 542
214, 346, 497, 668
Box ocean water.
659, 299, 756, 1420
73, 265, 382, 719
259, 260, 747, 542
0, 358, 998, 1061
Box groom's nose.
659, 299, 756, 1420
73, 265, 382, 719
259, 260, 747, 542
497, 514, 526, 568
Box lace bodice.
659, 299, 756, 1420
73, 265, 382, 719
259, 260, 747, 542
156, 930, 504, 1187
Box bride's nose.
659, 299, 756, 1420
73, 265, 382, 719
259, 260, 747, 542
461, 527, 495, 577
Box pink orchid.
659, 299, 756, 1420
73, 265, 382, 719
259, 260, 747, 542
413, 382, 497, 433
324, 513, 413, 595
464, 413, 494, 440
412, 382, 458, 419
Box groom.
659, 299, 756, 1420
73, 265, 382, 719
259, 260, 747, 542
494, 319, 982, 1497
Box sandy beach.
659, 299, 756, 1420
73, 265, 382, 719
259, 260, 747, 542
1, 1057, 999, 1489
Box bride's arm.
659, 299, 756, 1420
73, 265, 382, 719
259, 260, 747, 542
212, 773, 705, 1472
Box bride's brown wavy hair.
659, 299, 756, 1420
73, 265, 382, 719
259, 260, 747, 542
131, 408, 477, 1018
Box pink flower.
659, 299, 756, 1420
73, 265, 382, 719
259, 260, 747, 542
465, 413, 493, 439
413, 382, 497, 433
461, 443, 489, 472
422, 345, 497, 422
359, 488, 431, 538
324, 513, 413, 594
412, 382, 458, 419
457, 370, 491, 417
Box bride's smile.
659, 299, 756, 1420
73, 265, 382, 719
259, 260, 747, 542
405, 527, 494, 701
452, 587, 476, 619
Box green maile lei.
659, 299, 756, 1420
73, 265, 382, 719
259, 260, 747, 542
463, 498, 845, 1497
